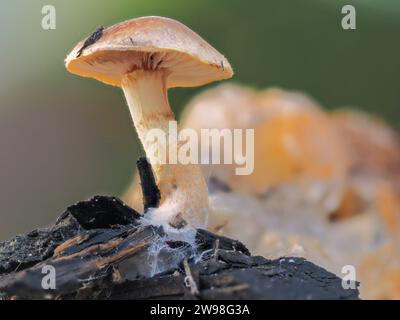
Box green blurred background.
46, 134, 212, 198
0, 0, 399, 240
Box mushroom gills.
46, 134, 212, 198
76, 50, 221, 87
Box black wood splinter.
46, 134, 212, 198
136, 157, 161, 211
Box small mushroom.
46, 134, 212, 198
65, 16, 233, 230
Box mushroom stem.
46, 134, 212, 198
121, 69, 209, 229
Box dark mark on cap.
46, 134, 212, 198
77, 26, 105, 57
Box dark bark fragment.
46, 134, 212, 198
0, 196, 141, 276
136, 157, 160, 211
0, 195, 359, 300
103, 255, 359, 300
56, 195, 141, 229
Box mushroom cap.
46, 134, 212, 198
65, 16, 233, 88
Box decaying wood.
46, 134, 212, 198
0, 158, 359, 300
0, 195, 359, 300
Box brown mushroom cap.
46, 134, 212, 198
65, 16, 233, 88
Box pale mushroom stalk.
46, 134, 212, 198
121, 69, 208, 229
65, 16, 233, 231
